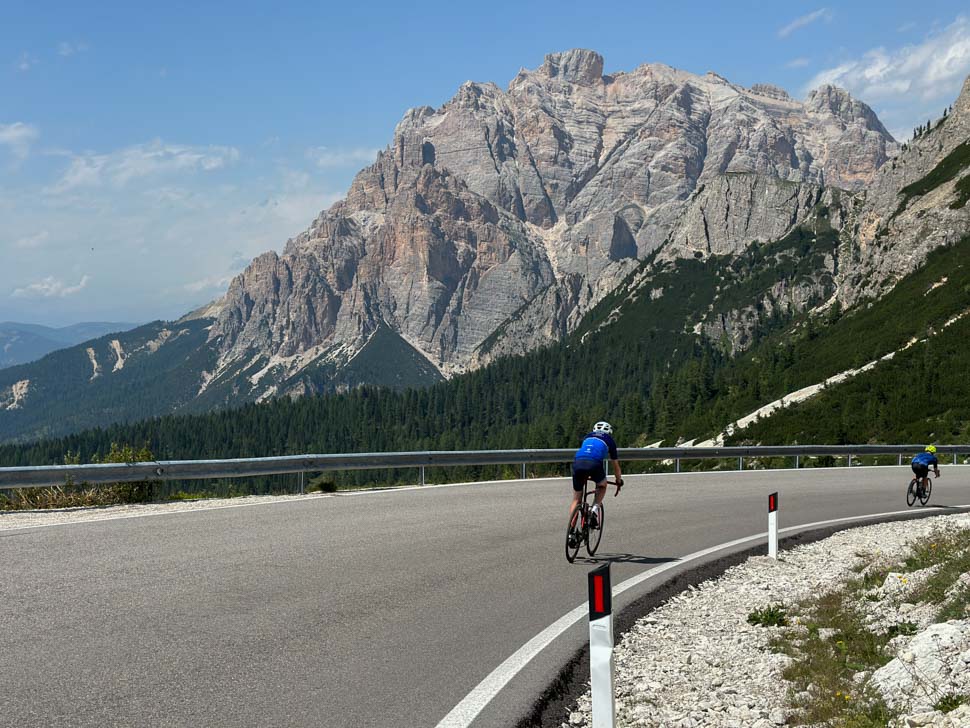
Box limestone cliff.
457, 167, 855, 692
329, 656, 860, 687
206, 50, 899, 399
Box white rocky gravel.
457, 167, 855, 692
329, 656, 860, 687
564, 514, 970, 728
0, 492, 331, 531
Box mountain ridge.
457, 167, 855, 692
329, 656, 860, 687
2, 53, 968, 444
0, 322, 139, 370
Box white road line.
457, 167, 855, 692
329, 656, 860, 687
435, 504, 970, 728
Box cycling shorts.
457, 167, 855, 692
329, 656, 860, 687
572, 458, 606, 492
912, 463, 929, 478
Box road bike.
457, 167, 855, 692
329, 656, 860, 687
565, 478, 620, 563
906, 472, 934, 507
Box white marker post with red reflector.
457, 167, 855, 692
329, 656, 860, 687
588, 563, 615, 728
768, 492, 779, 559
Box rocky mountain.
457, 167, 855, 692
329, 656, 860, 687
0, 322, 138, 370
204, 49, 896, 393
2, 51, 968, 445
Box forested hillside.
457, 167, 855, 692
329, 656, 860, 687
3, 232, 968, 481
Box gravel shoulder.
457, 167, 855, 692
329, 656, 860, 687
562, 513, 970, 728
0, 492, 331, 531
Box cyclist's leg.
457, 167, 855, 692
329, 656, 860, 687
569, 488, 583, 518
570, 463, 587, 518
593, 479, 608, 506
915, 464, 929, 496
589, 461, 608, 507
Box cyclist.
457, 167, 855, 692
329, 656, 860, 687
571, 421, 623, 530
911, 445, 941, 497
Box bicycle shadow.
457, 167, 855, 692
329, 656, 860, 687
919, 503, 968, 510
570, 552, 678, 566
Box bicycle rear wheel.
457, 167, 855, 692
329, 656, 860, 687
919, 478, 932, 506
907, 479, 918, 507
587, 502, 604, 556
565, 507, 583, 563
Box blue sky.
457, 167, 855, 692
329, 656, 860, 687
3, 1, 970, 325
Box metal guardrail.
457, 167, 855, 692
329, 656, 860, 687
0, 444, 965, 490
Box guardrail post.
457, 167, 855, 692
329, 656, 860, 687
420, 466, 425, 487
847, 454, 853, 467
521, 463, 526, 479
955, 453, 959, 465
794, 455, 799, 469
898, 454, 903, 466
738, 456, 743, 471
675, 458, 680, 473
768, 492, 779, 559
588, 563, 615, 728
299, 471, 304, 495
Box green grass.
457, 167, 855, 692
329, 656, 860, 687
935, 693, 969, 713
772, 589, 897, 726
902, 526, 970, 607
747, 604, 788, 627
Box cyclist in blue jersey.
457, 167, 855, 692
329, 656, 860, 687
911, 445, 941, 496
571, 421, 623, 528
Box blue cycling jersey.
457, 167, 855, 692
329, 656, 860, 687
912, 452, 938, 467
574, 432, 618, 462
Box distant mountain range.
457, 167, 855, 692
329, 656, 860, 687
0, 322, 138, 370
0, 50, 968, 446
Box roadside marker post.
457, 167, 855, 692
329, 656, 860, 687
588, 563, 616, 728
768, 492, 779, 559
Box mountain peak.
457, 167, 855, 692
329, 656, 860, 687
539, 49, 604, 85
749, 83, 792, 101
806, 84, 893, 138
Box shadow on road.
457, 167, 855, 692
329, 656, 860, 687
570, 552, 678, 566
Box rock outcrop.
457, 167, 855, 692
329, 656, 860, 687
841, 75, 970, 307
206, 49, 899, 399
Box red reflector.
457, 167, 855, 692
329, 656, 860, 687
768, 493, 778, 512
594, 575, 604, 613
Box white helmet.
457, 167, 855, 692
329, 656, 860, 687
592, 421, 613, 434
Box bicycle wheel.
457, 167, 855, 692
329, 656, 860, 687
907, 479, 918, 506
565, 507, 583, 563
919, 478, 932, 506
586, 501, 604, 556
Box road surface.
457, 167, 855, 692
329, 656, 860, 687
2, 466, 968, 727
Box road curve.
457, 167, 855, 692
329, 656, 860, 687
1, 466, 968, 727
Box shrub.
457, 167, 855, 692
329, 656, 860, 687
748, 604, 788, 627
0, 443, 157, 510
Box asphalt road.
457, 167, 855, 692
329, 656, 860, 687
2, 466, 968, 728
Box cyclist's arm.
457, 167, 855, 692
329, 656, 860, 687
612, 459, 623, 484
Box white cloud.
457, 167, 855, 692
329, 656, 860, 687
785, 57, 812, 69
806, 16, 970, 103
0, 122, 39, 159
15, 52, 37, 72
306, 146, 379, 169
183, 273, 235, 294
778, 8, 832, 38
57, 41, 89, 57
12, 275, 90, 299
13, 230, 49, 249
47, 140, 241, 194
